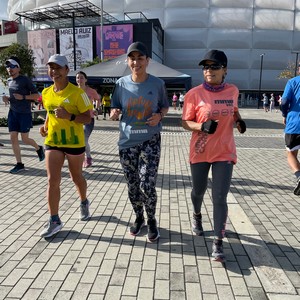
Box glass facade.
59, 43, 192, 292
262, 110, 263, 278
6, 0, 300, 91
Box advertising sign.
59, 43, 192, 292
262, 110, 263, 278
96, 24, 133, 60
28, 29, 56, 81
59, 27, 93, 71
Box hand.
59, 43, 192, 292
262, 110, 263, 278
110, 108, 121, 120
39, 125, 48, 137
201, 120, 218, 134
2, 95, 10, 105
54, 106, 69, 119
13, 93, 24, 101
146, 113, 161, 126
236, 119, 246, 134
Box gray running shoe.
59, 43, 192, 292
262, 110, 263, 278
192, 213, 203, 236
212, 239, 225, 262
80, 200, 91, 221
294, 177, 300, 195
40, 219, 63, 238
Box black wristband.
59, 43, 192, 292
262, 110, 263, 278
23, 95, 26, 100
70, 114, 76, 121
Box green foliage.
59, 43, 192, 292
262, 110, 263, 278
0, 117, 8, 127
0, 43, 36, 85
278, 61, 297, 79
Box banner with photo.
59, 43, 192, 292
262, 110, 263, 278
96, 24, 133, 60
59, 27, 93, 71
28, 29, 56, 81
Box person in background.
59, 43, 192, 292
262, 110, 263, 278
182, 49, 246, 262
172, 92, 178, 110
39, 54, 93, 238
76, 71, 101, 168
269, 93, 275, 112
102, 92, 111, 120
178, 92, 185, 110
281, 63, 300, 196
2, 56, 45, 174
110, 42, 169, 242
262, 93, 269, 112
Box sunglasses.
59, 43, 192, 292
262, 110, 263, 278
202, 64, 223, 71
6, 64, 18, 69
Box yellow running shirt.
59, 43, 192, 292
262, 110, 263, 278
42, 82, 93, 148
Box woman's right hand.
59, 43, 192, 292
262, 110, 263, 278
110, 108, 121, 120
39, 125, 48, 137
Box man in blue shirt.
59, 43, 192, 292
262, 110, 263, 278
3, 56, 45, 173
281, 64, 300, 195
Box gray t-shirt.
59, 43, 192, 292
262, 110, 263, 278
7, 75, 38, 114
111, 74, 169, 150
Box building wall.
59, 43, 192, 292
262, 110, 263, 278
6, 0, 300, 91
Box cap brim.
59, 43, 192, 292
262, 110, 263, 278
127, 49, 146, 56
199, 59, 219, 66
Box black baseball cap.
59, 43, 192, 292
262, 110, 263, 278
199, 50, 227, 67
127, 42, 149, 57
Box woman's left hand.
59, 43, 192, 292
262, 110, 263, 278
54, 106, 69, 119
146, 113, 161, 126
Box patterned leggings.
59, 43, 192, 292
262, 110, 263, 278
119, 133, 161, 220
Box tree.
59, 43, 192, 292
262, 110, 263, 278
278, 61, 297, 79
0, 43, 35, 85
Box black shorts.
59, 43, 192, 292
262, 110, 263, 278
45, 145, 85, 155
285, 134, 300, 151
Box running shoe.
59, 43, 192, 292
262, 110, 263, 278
37, 145, 45, 161
192, 213, 203, 236
130, 216, 145, 236
10, 163, 25, 174
80, 200, 91, 220
147, 218, 160, 242
40, 219, 63, 238
212, 239, 225, 262
294, 177, 300, 195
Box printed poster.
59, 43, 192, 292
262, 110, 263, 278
59, 27, 93, 71
96, 24, 133, 60
27, 29, 56, 81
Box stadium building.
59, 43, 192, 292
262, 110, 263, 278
2, 0, 300, 102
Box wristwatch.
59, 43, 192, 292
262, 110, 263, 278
70, 114, 76, 121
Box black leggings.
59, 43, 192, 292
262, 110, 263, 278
190, 161, 233, 238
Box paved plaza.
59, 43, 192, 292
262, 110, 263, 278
1, 105, 300, 300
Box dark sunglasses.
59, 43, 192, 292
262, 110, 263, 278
6, 64, 18, 69
202, 64, 223, 71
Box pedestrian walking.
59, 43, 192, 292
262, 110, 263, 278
172, 92, 178, 110
178, 92, 185, 110
76, 71, 101, 168
269, 93, 275, 112
281, 65, 300, 195
262, 93, 269, 112
102, 92, 111, 120
2, 56, 45, 174
110, 41, 169, 242
182, 49, 246, 262
39, 54, 93, 238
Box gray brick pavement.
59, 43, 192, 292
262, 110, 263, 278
1, 106, 300, 299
